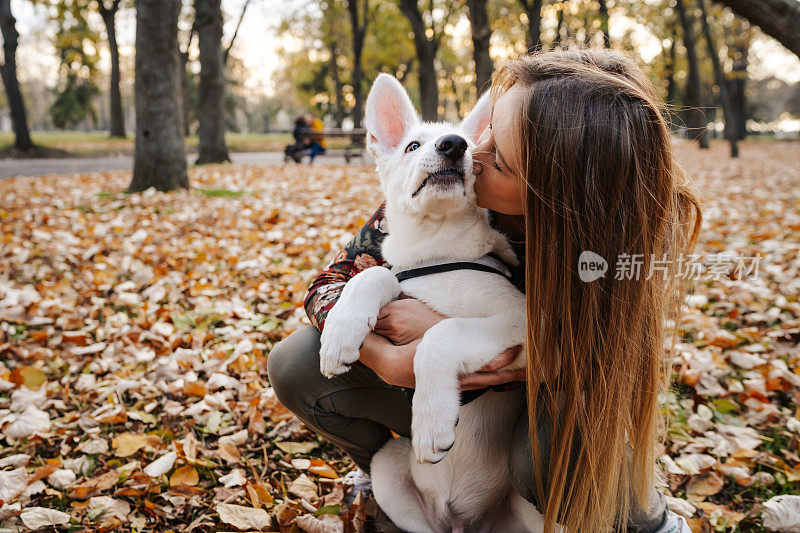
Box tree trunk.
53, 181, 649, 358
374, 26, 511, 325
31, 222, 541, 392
467, 0, 493, 95
729, 40, 748, 140
697, 0, 738, 157
180, 49, 191, 135
714, 0, 800, 59
0, 0, 33, 151
329, 47, 345, 128
399, 0, 439, 121
598, 0, 611, 48
99, 2, 125, 138
519, 0, 543, 52
347, 0, 368, 131
675, 0, 709, 148
129, 0, 188, 192
195, 0, 230, 164
553, 1, 565, 49
665, 23, 678, 106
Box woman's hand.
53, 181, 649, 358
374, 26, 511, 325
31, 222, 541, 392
373, 296, 445, 346
459, 345, 526, 390
359, 333, 525, 391
359, 332, 419, 387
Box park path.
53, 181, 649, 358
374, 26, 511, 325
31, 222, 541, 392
0, 151, 373, 179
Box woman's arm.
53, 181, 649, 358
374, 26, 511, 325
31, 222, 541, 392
305, 203, 525, 387
304, 204, 388, 330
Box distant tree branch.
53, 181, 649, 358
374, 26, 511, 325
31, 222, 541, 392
224, 0, 252, 63
714, 0, 800, 58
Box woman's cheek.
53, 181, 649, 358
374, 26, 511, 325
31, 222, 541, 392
474, 170, 498, 209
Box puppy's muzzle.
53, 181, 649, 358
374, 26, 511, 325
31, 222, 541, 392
435, 134, 468, 162
412, 167, 465, 198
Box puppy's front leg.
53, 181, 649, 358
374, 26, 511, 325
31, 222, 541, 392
411, 314, 524, 463
319, 266, 401, 377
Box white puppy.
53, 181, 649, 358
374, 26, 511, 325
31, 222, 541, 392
319, 74, 545, 532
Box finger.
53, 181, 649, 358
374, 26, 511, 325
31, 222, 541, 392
478, 345, 522, 372
459, 368, 527, 390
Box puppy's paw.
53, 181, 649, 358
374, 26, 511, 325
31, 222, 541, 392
318, 314, 373, 378
411, 394, 460, 464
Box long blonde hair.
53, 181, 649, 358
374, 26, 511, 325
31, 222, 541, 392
493, 51, 702, 532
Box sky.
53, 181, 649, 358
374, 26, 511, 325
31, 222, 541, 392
8, 0, 800, 98
10, 0, 288, 93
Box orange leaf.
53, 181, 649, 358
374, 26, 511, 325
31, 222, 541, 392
182, 381, 208, 397
245, 481, 274, 509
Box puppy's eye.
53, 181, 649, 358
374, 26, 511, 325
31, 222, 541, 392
405, 141, 421, 153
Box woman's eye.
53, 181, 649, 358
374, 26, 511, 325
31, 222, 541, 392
493, 161, 502, 171
405, 141, 420, 153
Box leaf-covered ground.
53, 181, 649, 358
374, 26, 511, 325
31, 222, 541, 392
0, 139, 798, 532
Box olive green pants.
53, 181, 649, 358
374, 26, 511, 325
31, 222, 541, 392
268, 325, 668, 532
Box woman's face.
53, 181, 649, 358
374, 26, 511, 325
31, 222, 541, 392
472, 85, 526, 216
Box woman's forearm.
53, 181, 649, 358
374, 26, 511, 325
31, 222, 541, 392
359, 332, 417, 388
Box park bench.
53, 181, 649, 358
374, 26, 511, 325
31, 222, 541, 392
284, 128, 366, 164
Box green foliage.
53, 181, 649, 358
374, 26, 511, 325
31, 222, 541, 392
50, 77, 100, 128
45, 0, 103, 129
195, 188, 247, 198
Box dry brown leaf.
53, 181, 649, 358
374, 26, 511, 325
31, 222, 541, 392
216, 502, 271, 530
288, 474, 318, 501
686, 471, 725, 500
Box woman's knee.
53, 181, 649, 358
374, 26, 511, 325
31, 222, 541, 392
267, 325, 322, 412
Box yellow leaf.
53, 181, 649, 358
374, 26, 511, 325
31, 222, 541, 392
8, 366, 46, 389
112, 433, 153, 457
169, 465, 199, 487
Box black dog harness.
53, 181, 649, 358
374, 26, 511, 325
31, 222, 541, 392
393, 252, 520, 406
393, 252, 514, 283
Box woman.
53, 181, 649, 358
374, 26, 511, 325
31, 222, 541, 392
268, 50, 701, 532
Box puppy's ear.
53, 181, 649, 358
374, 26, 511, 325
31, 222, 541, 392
365, 74, 419, 155
460, 91, 492, 143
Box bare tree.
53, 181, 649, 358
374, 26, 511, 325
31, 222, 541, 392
398, 0, 441, 121
180, 26, 197, 136
715, 0, 800, 58
697, 0, 738, 157
467, 0, 493, 95
518, 0, 544, 52
552, 0, 566, 49
195, 0, 230, 164
96, 0, 125, 137
675, 0, 709, 148
665, 22, 678, 106
129, 0, 188, 192
0, 0, 33, 151
728, 27, 749, 140
598, 0, 611, 47
347, 0, 369, 129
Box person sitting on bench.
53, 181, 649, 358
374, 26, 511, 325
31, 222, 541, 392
284, 116, 311, 163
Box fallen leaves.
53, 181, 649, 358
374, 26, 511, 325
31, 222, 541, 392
112, 433, 160, 457
19, 507, 70, 529
216, 502, 271, 530
168, 465, 199, 487
143, 451, 177, 478
0, 143, 797, 530
762, 494, 800, 532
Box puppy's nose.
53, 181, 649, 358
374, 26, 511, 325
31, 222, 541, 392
435, 135, 468, 162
